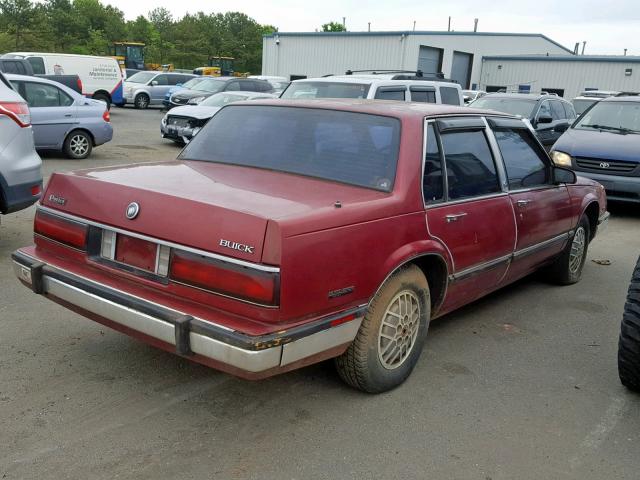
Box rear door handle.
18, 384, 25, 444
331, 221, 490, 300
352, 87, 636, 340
64, 114, 73, 117
445, 213, 468, 223
516, 199, 532, 207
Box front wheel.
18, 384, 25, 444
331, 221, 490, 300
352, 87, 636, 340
63, 130, 93, 159
545, 215, 590, 285
335, 265, 430, 393
618, 256, 640, 391
134, 93, 150, 110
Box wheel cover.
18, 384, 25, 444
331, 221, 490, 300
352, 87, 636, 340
378, 290, 421, 370
569, 226, 586, 274
137, 95, 148, 107
70, 135, 89, 156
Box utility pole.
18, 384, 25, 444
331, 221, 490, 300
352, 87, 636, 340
413, 20, 416, 31
448, 16, 451, 31
342, 17, 346, 29
368, 22, 371, 32
581, 41, 586, 55
474, 18, 478, 32
624, 48, 628, 56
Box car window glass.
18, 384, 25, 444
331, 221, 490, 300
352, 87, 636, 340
423, 124, 444, 203
239, 80, 255, 91
440, 130, 501, 200
562, 102, 576, 120
226, 81, 241, 91
166, 75, 182, 86
152, 75, 168, 86
375, 88, 406, 101
26, 57, 45, 75
2, 61, 17, 73
494, 128, 550, 189
23, 81, 73, 107
440, 87, 460, 105
410, 88, 436, 103
550, 101, 565, 120
537, 101, 551, 118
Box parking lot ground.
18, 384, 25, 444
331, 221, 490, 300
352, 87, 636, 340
1, 107, 640, 480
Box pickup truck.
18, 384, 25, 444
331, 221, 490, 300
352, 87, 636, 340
12, 99, 608, 393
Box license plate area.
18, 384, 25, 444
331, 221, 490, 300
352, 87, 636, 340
99, 229, 170, 278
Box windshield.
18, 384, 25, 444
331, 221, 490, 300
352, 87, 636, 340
575, 101, 640, 133
182, 78, 205, 89
180, 106, 401, 192
573, 99, 598, 115
126, 72, 156, 84
470, 97, 537, 117
281, 81, 371, 99
192, 79, 226, 93
201, 92, 251, 107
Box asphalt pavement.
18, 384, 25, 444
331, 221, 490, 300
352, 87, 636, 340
1, 106, 639, 480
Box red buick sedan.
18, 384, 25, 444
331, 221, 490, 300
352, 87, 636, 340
13, 100, 609, 392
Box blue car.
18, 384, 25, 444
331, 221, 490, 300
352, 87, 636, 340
162, 77, 208, 109
551, 95, 640, 203
7, 73, 112, 159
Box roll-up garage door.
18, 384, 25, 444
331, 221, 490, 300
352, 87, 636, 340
451, 51, 473, 88
417, 46, 443, 76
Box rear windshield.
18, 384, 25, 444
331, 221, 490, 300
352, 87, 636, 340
180, 106, 401, 192
126, 72, 156, 84
281, 81, 371, 99
470, 97, 537, 117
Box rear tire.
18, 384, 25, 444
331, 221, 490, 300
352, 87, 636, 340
63, 130, 93, 159
93, 92, 111, 110
335, 265, 430, 393
545, 215, 590, 285
134, 93, 150, 110
618, 257, 640, 391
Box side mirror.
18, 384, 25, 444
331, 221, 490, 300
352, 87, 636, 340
554, 121, 570, 133
536, 115, 553, 125
176, 83, 182, 87
552, 166, 577, 185
151, 80, 159, 86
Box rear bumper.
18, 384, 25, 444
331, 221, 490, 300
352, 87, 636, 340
12, 250, 364, 379
0, 175, 42, 214
575, 171, 640, 203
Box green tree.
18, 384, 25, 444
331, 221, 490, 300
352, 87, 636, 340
148, 6, 173, 64
0, 0, 34, 49
322, 21, 346, 32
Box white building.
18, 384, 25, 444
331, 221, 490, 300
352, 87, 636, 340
261, 31, 573, 88
480, 55, 640, 99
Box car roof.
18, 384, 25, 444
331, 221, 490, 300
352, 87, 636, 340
482, 93, 568, 101
600, 95, 640, 103
226, 98, 505, 119
292, 75, 457, 87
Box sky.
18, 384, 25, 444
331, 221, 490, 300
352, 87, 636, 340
106, 0, 638, 56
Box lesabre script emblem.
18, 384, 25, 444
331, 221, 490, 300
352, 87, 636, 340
126, 202, 140, 219
219, 239, 254, 254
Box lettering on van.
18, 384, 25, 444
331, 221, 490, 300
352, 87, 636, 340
88, 64, 119, 80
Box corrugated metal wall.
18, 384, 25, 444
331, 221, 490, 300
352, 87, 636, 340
261, 33, 571, 86
480, 59, 640, 98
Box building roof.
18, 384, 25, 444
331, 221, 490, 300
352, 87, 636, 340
483, 54, 640, 63
263, 31, 573, 54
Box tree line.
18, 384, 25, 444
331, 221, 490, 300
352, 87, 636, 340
0, 0, 277, 73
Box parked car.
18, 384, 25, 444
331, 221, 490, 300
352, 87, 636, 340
7, 74, 113, 159
462, 89, 486, 104
162, 77, 209, 109
281, 72, 464, 105
0, 71, 42, 217
161, 91, 276, 143
248, 75, 289, 94
3, 52, 123, 108
470, 93, 577, 148
168, 77, 274, 107
551, 96, 640, 203
572, 91, 621, 116
618, 255, 640, 391
123, 71, 196, 109
11, 100, 608, 392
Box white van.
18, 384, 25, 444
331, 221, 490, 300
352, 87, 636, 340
2, 52, 124, 107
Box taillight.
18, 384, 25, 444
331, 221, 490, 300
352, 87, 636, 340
77, 77, 83, 93
34, 210, 88, 250
103, 109, 110, 122
170, 250, 279, 306
30, 184, 42, 196
0, 101, 30, 127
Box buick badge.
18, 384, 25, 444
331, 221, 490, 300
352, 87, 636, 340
126, 202, 140, 219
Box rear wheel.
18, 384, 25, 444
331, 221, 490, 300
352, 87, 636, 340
545, 215, 590, 285
64, 130, 92, 159
134, 93, 150, 110
335, 265, 430, 393
92, 92, 111, 110
618, 256, 640, 391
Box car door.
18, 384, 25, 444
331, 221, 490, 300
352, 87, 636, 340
423, 118, 517, 314
149, 74, 170, 103
487, 117, 573, 282
548, 100, 570, 144
14, 80, 77, 149
533, 99, 555, 146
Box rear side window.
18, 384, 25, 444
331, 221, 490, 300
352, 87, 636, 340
1, 61, 18, 73
440, 87, 461, 105
180, 106, 401, 192
281, 81, 370, 99
493, 128, 549, 189
411, 88, 436, 103
21, 81, 74, 107
440, 130, 501, 200
167, 75, 182, 86
27, 57, 45, 75
375, 88, 406, 101
226, 81, 241, 91
423, 124, 444, 203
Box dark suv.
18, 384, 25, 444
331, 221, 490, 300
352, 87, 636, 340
470, 93, 577, 148
169, 77, 274, 107
551, 96, 640, 203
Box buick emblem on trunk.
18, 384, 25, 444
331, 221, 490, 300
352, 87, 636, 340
599, 162, 610, 168
219, 239, 254, 254
125, 202, 140, 219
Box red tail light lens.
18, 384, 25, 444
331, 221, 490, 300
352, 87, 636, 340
0, 101, 31, 127
103, 109, 110, 122
170, 251, 279, 306
34, 210, 88, 250
77, 78, 83, 93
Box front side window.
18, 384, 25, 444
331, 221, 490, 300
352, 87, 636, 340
440, 130, 501, 200
22, 82, 73, 107
180, 106, 401, 192
440, 87, 461, 105
375, 88, 406, 101
152, 75, 168, 86
423, 124, 444, 203
550, 101, 565, 120
493, 128, 549, 190
537, 101, 552, 119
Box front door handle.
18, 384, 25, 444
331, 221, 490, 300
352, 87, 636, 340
64, 114, 73, 117
445, 213, 468, 223
516, 199, 532, 207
